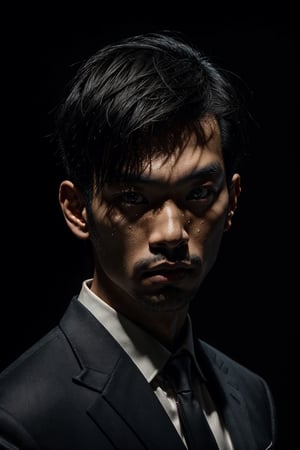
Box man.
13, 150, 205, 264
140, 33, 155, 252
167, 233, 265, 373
0, 31, 277, 449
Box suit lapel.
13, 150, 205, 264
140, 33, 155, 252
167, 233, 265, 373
60, 298, 185, 450
219, 374, 257, 450
88, 351, 185, 450
195, 340, 271, 450
218, 365, 274, 450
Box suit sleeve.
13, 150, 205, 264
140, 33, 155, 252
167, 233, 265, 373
0, 407, 39, 450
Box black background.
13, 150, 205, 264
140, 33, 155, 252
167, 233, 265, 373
1, 14, 298, 448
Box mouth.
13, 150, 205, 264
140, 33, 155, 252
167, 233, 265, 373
140, 263, 195, 284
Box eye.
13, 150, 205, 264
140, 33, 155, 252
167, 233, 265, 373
120, 191, 146, 205
187, 186, 214, 201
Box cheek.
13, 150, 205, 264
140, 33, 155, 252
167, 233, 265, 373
189, 196, 228, 260
90, 218, 147, 275
189, 218, 225, 253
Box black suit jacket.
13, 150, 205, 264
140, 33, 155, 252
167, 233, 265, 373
0, 298, 276, 449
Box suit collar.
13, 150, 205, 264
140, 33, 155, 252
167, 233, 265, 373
88, 350, 185, 450
60, 298, 186, 450
59, 299, 273, 450
195, 340, 272, 450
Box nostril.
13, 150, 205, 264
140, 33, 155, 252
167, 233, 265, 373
150, 240, 189, 262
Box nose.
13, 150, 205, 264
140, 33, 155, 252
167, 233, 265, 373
149, 201, 189, 256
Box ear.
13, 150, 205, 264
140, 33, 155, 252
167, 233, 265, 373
58, 180, 89, 240
224, 173, 241, 232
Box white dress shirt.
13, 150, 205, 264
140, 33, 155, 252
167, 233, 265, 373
78, 279, 234, 450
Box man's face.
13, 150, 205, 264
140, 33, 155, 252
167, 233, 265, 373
87, 121, 239, 313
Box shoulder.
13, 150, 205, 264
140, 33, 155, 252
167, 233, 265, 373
0, 325, 80, 447
0, 325, 77, 405
197, 339, 258, 378
0, 297, 84, 394
197, 338, 276, 409
199, 338, 263, 381
198, 339, 277, 428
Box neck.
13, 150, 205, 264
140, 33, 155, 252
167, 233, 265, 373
132, 308, 189, 351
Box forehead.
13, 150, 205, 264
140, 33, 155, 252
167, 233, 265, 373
138, 119, 224, 184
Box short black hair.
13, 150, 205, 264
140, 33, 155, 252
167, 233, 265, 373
55, 31, 249, 199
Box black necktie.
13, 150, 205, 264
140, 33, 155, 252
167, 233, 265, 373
165, 352, 219, 450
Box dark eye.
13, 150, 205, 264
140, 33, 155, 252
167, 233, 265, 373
187, 186, 213, 200
120, 191, 146, 205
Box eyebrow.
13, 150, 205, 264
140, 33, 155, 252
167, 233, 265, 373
117, 162, 224, 185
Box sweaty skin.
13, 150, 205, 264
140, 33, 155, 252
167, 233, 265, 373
59, 119, 240, 349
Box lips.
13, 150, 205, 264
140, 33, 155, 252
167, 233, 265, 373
141, 263, 194, 284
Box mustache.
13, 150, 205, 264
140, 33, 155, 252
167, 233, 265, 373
133, 254, 202, 274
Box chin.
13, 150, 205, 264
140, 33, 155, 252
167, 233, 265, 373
136, 287, 197, 312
